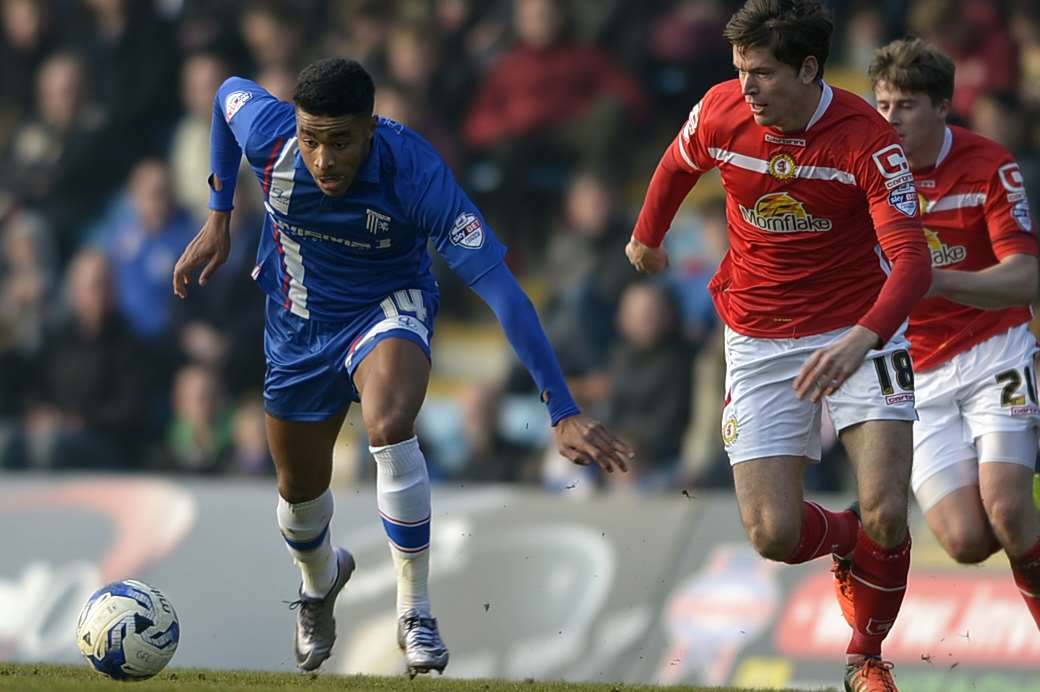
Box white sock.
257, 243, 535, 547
277, 489, 338, 598
371, 436, 431, 616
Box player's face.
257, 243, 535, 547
873, 82, 948, 161
296, 109, 377, 197
733, 45, 817, 130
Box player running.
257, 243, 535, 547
870, 38, 1040, 628
626, 2, 931, 689
172, 58, 632, 677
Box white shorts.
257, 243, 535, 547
911, 323, 1040, 504
722, 325, 917, 464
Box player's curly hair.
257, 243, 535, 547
723, 0, 833, 80
293, 58, 375, 117
869, 38, 955, 105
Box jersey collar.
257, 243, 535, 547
803, 81, 833, 132
934, 126, 953, 169
355, 133, 382, 184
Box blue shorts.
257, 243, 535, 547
263, 289, 439, 422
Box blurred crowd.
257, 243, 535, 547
0, 0, 1037, 493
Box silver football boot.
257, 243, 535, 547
289, 547, 356, 672
396, 608, 449, 678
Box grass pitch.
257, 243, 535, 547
0, 663, 833, 692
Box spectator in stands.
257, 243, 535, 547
256, 63, 296, 101
228, 398, 274, 476
908, 0, 1019, 120
464, 0, 647, 155
239, 0, 304, 72
321, 0, 392, 70
0, 209, 54, 467
78, 0, 179, 169
541, 170, 633, 384
600, 281, 692, 489
96, 158, 196, 340
1, 51, 113, 258
462, 0, 648, 240
172, 173, 265, 398
0, 209, 53, 357
171, 51, 228, 221
971, 90, 1040, 207
155, 362, 232, 473
0, 0, 61, 154
23, 250, 153, 469
1010, 2, 1040, 111
643, 0, 731, 122
426, 382, 538, 483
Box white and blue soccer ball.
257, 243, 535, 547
75, 579, 180, 680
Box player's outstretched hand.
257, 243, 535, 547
626, 236, 669, 275
173, 210, 231, 299
794, 325, 880, 403
553, 415, 633, 474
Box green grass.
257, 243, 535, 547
0, 663, 828, 692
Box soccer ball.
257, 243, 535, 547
75, 579, 180, 680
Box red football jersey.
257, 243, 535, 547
906, 125, 1037, 372
669, 80, 922, 338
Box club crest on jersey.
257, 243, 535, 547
224, 90, 251, 122
450, 212, 484, 249
767, 153, 796, 181
365, 208, 391, 234
923, 229, 966, 267
738, 192, 832, 233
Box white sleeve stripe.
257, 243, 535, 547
676, 141, 702, 172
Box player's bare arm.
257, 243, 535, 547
625, 236, 669, 275
172, 207, 231, 298
793, 324, 880, 402
553, 415, 632, 473
928, 253, 1039, 309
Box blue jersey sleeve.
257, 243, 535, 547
209, 77, 294, 211
470, 262, 580, 426
395, 133, 507, 284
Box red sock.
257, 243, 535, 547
1011, 537, 1040, 628
783, 501, 859, 564
847, 527, 911, 657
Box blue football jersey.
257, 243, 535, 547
216, 77, 507, 320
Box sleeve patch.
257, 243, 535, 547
224, 90, 252, 122
450, 212, 484, 249
871, 143, 911, 181
1013, 200, 1033, 232
998, 162, 1026, 193
889, 182, 919, 217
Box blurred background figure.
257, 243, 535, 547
541, 170, 634, 386
598, 281, 692, 490
908, 0, 1019, 121
0, 0, 61, 155
171, 51, 229, 220
95, 158, 196, 341
228, 398, 273, 477
0, 50, 111, 258
422, 381, 539, 483
155, 362, 232, 474
23, 249, 154, 470
463, 0, 648, 246
239, 0, 304, 73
